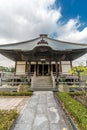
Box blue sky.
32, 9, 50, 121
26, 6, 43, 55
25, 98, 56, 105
57, 0, 87, 25
54, 0, 87, 34
0, 0, 87, 66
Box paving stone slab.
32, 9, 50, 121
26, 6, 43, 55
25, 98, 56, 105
48, 106, 59, 123
16, 108, 35, 124
37, 104, 47, 114
50, 123, 61, 130
33, 114, 49, 130
13, 124, 32, 130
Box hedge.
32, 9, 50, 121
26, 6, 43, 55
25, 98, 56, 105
0, 110, 18, 130
69, 92, 85, 96
0, 91, 33, 96
56, 92, 87, 130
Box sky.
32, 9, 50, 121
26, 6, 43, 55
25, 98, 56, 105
0, 0, 87, 66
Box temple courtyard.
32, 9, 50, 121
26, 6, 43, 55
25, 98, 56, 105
6, 91, 73, 130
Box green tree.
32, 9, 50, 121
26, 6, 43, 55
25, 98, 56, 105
0, 66, 15, 72
69, 66, 87, 75
69, 66, 87, 104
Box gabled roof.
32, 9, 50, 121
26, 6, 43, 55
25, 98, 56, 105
0, 34, 87, 61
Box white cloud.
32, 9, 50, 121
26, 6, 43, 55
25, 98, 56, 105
0, 0, 61, 43
57, 18, 87, 43
0, 0, 87, 66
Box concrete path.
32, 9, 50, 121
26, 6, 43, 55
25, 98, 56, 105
11, 91, 72, 130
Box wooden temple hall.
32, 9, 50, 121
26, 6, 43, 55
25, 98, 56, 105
0, 34, 87, 90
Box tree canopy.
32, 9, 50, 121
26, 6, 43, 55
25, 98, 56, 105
69, 66, 87, 75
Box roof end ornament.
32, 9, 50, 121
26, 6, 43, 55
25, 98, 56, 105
40, 34, 48, 38
37, 34, 48, 45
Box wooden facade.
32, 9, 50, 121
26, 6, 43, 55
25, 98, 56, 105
15, 61, 71, 76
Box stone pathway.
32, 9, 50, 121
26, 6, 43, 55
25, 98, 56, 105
0, 97, 28, 111
11, 91, 72, 130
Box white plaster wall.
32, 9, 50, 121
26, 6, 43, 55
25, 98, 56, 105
61, 61, 71, 74
16, 61, 26, 75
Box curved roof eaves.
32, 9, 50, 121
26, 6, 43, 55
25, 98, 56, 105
47, 37, 87, 46
0, 37, 40, 47
44, 37, 87, 50
0, 37, 42, 50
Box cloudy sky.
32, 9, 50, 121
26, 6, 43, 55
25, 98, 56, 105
0, 0, 87, 66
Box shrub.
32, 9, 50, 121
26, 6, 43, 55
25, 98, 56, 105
69, 92, 84, 96
0, 91, 33, 96
0, 110, 18, 130
56, 92, 87, 130
17, 84, 29, 92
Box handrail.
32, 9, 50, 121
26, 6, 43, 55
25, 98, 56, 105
1, 75, 30, 86
31, 72, 36, 88
51, 71, 56, 89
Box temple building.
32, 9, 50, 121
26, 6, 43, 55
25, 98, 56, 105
0, 34, 87, 90
0, 34, 87, 88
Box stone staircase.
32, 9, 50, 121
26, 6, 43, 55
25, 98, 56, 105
31, 76, 53, 91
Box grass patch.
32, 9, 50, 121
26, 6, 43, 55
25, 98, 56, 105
0, 91, 33, 96
0, 110, 18, 130
56, 92, 87, 130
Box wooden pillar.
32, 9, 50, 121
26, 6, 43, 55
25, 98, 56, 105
36, 62, 37, 75
36, 62, 39, 75
48, 62, 51, 75
42, 63, 44, 76
34, 63, 36, 73
59, 61, 62, 74
70, 60, 72, 68
15, 61, 17, 75
51, 63, 53, 72
28, 61, 31, 77
25, 61, 28, 75
49, 61, 51, 75
56, 62, 58, 78
26, 62, 29, 75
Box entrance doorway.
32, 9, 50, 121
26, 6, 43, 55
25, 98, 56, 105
38, 64, 48, 75
31, 65, 34, 72
39, 65, 42, 75
53, 64, 56, 72
44, 64, 48, 75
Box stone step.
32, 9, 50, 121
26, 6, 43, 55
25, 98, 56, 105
34, 85, 52, 87
34, 81, 52, 84
34, 84, 52, 86
34, 86, 52, 88
32, 76, 53, 89
30, 88, 53, 91
33, 84, 52, 86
